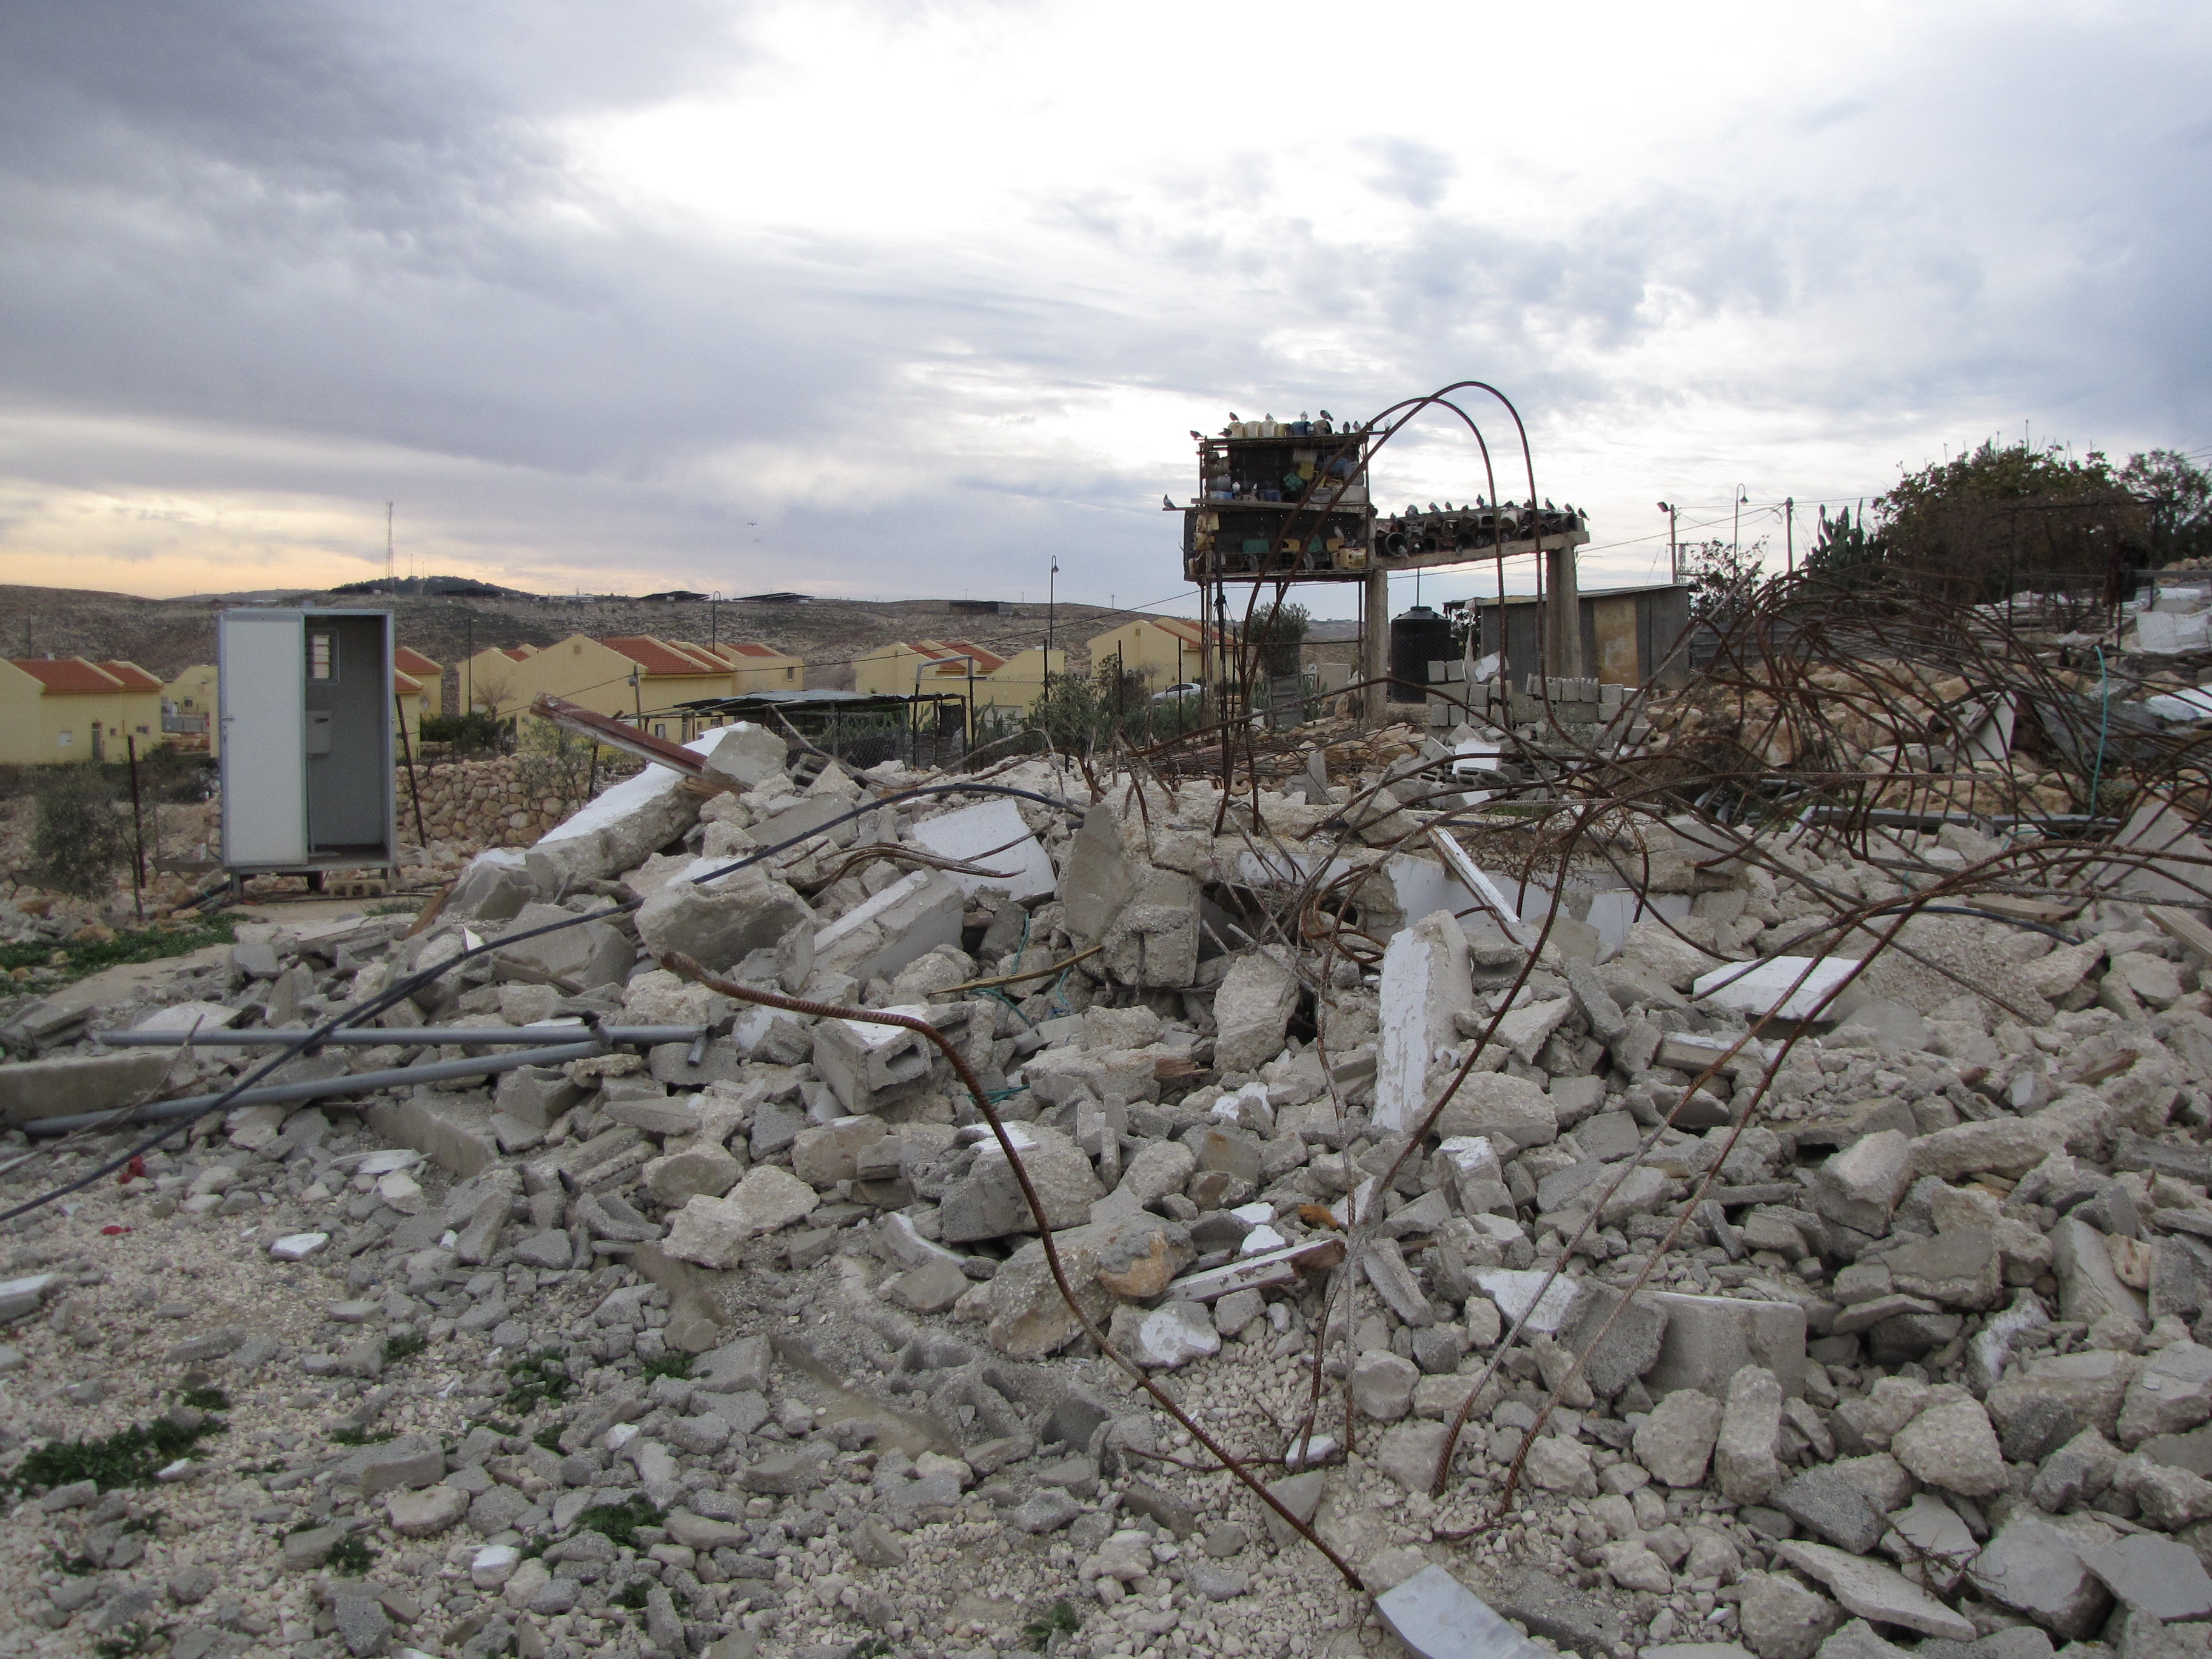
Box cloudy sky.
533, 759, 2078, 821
2, 1, 2208, 616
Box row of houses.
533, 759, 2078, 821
0, 616, 1231, 766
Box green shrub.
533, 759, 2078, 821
28, 767, 136, 897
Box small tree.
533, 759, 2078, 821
30, 767, 135, 897
2122, 449, 2212, 565
1681, 537, 1766, 626
515, 719, 598, 819
1240, 599, 1310, 677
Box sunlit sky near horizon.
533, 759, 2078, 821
2, 1, 2208, 618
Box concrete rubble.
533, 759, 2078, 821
10, 705, 2212, 1659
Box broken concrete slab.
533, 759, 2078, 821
1695, 956, 1862, 1023
909, 797, 1056, 903
1211, 947, 1301, 1074
1643, 1292, 1808, 1400
0, 1048, 174, 1125
1375, 910, 1475, 1133
634, 860, 813, 973
812, 868, 964, 985
1375, 1565, 1550, 1659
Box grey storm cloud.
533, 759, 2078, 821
0, 2, 2207, 601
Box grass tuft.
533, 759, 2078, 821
3, 1415, 224, 1496
573, 1496, 663, 1550
501, 1350, 574, 1416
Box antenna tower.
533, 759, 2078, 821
386, 502, 396, 594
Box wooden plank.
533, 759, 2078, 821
2150, 903, 2212, 965
1162, 1238, 1345, 1303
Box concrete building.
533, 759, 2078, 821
163, 664, 221, 754
851, 640, 1064, 715
462, 634, 799, 739
1085, 617, 1221, 691
1469, 582, 1694, 688
0, 658, 166, 763
394, 646, 444, 717
694, 640, 805, 693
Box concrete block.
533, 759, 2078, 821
811, 1005, 940, 1112
364, 1090, 501, 1179
446, 848, 540, 922
695, 722, 786, 789
813, 869, 964, 985
1061, 803, 1139, 945
1375, 1565, 1550, 1659
1643, 1291, 1807, 1400
0, 1049, 174, 1125
491, 902, 630, 990
1212, 947, 1300, 1074
1102, 866, 1202, 988
635, 860, 813, 974
526, 722, 760, 891
910, 797, 1056, 903
1375, 910, 1474, 1133
1695, 957, 1862, 1023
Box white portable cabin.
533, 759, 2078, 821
218, 608, 398, 875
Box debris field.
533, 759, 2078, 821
8, 582, 2212, 1659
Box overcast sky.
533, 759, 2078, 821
2, 1, 2208, 617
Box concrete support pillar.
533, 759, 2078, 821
1543, 542, 1583, 680
1361, 565, 1389, 725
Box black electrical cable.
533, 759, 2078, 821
0, 777, 1090, 1227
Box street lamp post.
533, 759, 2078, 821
1657, 502, 1677, 583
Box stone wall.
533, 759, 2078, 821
398, 754, 640, 851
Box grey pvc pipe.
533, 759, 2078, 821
23, 1040, 606, 1137
96, 1025, 705, 1048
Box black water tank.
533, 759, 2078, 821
1389, 605, 1453, 703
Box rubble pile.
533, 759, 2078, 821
7, 698, 2212, 1659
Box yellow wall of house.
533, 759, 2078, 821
466, 636, 736, 736
0, 667, 163, 765
853, 645, 1065, 712
730, 655, 805, 693
1085, 622, 1207, 690
163, 664, 221, 757
851, 644, 931, 698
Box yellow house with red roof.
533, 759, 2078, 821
0, 657, 167, 763
1085, 617, 1224, 692
851, 638, 1063, 714
460, 634, 798, 740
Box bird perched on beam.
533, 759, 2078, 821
1162, 494, 1177, 511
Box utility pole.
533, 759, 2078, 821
386, 502, 395, 595
1046, 556, 1057, 687
1657, 502, 1677, 583
1785, 498, 1795, 575
1734, 486, 1747, 560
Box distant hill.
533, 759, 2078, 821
328, 574, 533, 599
0, 581, 1182, 694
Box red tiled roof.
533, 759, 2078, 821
394, 646, 441, 675
663, 640, 740, 672
97, 661, 164, 692
1144, 617, 1221, 648
8, 658, 125, 693
943, 640, 1009, 674
726, 642, 781, 659
501, 646, 535, 662
603, 635, 731, 677
394, 670, 423, 695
